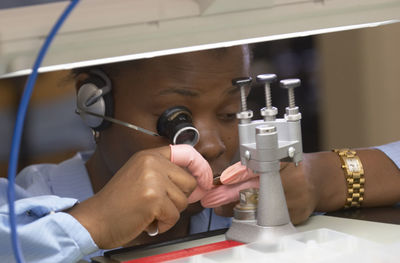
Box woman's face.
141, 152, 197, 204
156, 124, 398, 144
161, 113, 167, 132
99, 46, 250, 178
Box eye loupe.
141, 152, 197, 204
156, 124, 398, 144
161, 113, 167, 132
157, 106, 200, 146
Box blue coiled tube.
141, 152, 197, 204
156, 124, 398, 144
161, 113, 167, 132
7, 1, 80, 262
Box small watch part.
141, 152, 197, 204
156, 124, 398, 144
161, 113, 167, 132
213, 176, 222, 185
233, 188, 259, 220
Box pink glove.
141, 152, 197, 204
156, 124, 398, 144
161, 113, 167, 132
170, 144, 213, 203
201, 161, 259, 208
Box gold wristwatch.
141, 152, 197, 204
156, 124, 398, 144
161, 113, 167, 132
333, 149, 365, 209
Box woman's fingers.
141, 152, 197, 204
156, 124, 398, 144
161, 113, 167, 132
201, 177, 259, 208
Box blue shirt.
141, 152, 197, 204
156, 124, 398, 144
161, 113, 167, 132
0, 151, 231, 263
375, 141, 400, 168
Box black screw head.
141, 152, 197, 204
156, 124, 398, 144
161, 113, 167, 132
256, 74, 277, 84
232, 77, 252, 87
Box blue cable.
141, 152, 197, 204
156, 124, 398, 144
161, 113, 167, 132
7, 0, 80, 262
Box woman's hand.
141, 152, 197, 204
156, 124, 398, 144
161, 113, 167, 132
278, 157, 319, 224
67, 145, 212, 249
201, 154, 327, 225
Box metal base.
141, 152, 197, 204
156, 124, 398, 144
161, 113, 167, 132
226, 219, 296, 244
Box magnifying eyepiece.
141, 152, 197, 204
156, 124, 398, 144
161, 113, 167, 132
157, 106, 200, 146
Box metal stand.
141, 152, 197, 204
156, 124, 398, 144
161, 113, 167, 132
226, 75, 303, 243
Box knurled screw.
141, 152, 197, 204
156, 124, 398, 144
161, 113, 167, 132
280, 79, 301, 108
256, 74, 277, 109
232, 77, 252, 112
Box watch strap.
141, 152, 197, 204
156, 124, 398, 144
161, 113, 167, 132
333, 148, 365, 209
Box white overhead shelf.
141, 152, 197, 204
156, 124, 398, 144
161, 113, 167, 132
1, 0, 400, 78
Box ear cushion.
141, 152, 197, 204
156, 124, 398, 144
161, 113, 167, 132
77, 74, 114, 131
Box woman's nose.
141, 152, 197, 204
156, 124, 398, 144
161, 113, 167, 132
194, 121, 226, 162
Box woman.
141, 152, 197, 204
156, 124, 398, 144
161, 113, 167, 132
0, 45, 251, 262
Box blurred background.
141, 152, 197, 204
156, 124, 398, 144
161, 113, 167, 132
0, 21, 399, 178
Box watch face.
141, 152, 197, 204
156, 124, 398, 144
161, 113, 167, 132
345, 158, 361, 172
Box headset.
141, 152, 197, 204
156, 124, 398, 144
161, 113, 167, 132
75, 69, 200, 146
76, 69, 114, 131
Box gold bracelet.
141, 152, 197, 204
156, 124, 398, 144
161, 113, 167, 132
333, 149, 365, 209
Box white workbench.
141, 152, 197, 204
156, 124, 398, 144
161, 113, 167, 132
93, 215, 400, 262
